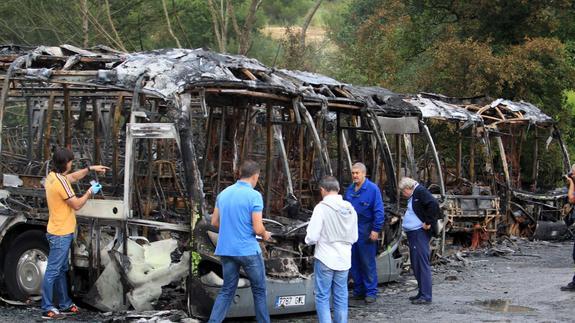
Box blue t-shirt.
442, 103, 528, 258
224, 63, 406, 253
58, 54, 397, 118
214, 180, 264, 256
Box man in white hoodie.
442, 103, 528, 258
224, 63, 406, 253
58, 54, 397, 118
305, 176, 358, 323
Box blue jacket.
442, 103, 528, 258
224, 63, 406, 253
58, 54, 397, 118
411, 184, 440, 226
344, 178, 385, 235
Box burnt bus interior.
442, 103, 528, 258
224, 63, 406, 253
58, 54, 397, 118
404, 93, 501, 249
194, 94, 329, 283
0, 46, 194, 310
270, 75, 414, 254
476, 99, 571, 238
405, 93, 570, 245
0, 45, 409, 317
1, 45, 571, 316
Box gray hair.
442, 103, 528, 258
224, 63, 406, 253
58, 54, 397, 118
319, 176, 340, 192
352, 162, 367, 173
398, 177, 417, 190
571, 163, 575, 171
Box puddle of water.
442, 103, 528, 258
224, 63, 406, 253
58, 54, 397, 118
472, 299, 535, 313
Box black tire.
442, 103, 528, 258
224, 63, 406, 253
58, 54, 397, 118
3, 230, 49, 300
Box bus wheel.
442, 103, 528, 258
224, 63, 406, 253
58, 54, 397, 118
4, 230, 48, 300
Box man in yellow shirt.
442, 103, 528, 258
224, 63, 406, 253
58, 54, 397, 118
41, 148, 108, 320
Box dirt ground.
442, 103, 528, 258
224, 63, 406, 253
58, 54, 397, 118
1, 238, 574, 322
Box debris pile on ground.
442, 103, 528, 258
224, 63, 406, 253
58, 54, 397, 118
102, 310, 197, 323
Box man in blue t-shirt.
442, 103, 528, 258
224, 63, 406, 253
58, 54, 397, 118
208, 160, 272, 323
344, 162, 385, 304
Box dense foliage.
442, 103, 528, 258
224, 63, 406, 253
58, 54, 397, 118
326, 0, 575, 156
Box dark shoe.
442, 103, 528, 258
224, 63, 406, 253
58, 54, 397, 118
61, 304, 80, 315
409, 294, 421, 301
411, 299, 432, 305
350, 294, 365, 300
560, 282, 575, 291
42, 309, 66, 320
365, 296, 377, 304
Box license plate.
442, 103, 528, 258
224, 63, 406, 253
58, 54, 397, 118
275, 295, 306, 308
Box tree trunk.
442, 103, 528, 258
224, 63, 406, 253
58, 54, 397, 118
300, 0, 323, 47
81, 0, 89, 48
230, 0, 262, 55
161, 0, 182, 48
103, 0, 127, 51
207, 0, 227, 52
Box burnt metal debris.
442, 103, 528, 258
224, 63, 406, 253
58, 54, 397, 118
406, 92, 571, 246
0, 44, 571, 317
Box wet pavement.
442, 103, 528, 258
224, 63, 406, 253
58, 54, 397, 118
1, 239, 574, 322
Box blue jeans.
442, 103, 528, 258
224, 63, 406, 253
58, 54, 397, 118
406, 229, 432, 301
208, 254, 270, 323
41, 233, 74, 311
314, 259, 348, 323
350, 238, 378, 297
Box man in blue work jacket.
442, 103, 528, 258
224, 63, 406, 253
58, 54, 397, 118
344, 162, 385, 304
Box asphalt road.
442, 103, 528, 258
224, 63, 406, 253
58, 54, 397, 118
1, 238, 574, 322
235, 238, 575, 323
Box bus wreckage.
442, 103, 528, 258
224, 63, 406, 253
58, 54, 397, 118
0, 45, 413, 317
405, 93, 571, 247
0, 45, 570, 317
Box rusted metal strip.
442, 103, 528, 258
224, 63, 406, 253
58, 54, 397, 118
456, 123, 462, 181
341, 132, 353, 177
215, 107, 225, 195
403, 134, 417, 180
26, 98, 33, 160
265, 106, 273, 217
92, 98, 101, 164
420, 121, 445, 196
111, 94, 124, 187
395, 134, 402, 203
298, 103, 331, 176
202, 107, 214, 176
63, 84, 72, 149
241, 68, 257, 81
274, 125, 294, 196
469, 125, 476, 182
0, 55, 26, 160
366, 109, 397, 198
553, 124, 571, 172
336, 111, 342, 181
531, 127, 539, 191
43, 94, 56, 160
494, 133, 512, 219
204, 88, 291, 102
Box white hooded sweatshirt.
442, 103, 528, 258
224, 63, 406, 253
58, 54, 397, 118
305, 194, 358, 270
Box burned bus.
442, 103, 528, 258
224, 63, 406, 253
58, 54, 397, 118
0, 45, 406, 318
405, 93, 501, 250
406, 93, 570, 246
474, 98, 571, 239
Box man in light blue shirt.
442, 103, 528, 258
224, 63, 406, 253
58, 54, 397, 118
400, 177, 438, 305
208, 160, 271, 323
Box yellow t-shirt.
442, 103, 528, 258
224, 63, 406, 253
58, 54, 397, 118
45, 171, 76, 235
